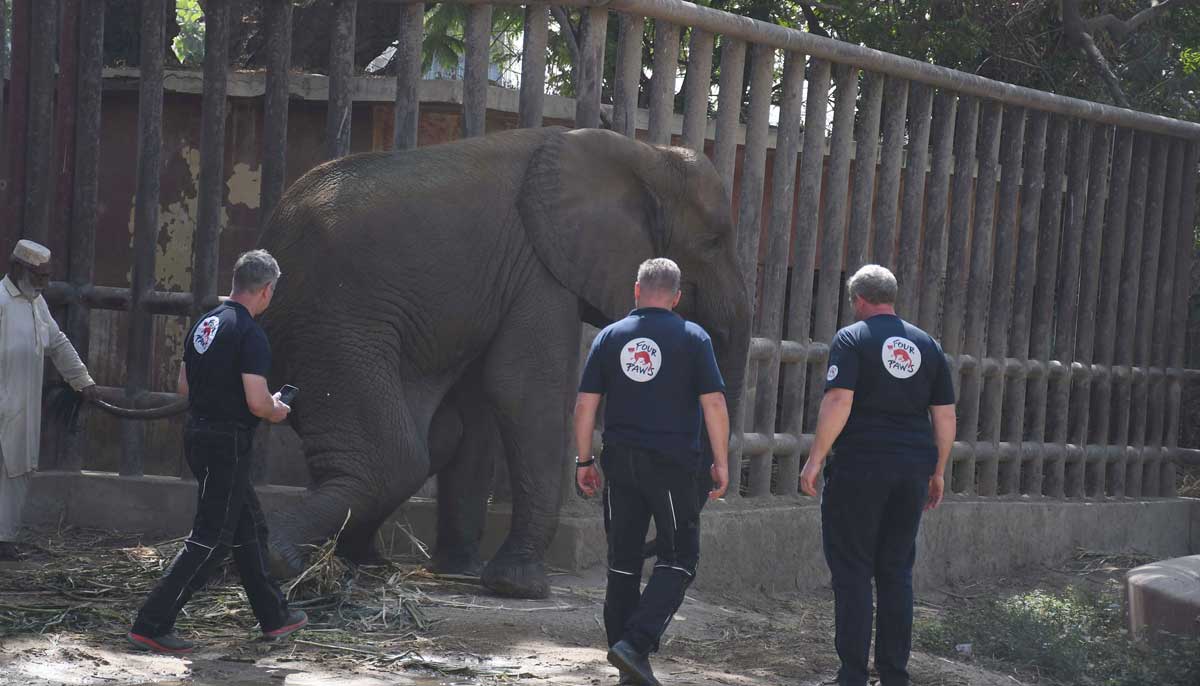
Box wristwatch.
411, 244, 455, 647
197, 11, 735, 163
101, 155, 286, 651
575, 456, 595, 468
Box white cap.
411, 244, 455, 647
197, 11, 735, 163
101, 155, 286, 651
12, 240, 51, 267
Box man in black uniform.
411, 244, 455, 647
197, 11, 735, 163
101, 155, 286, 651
574, 258, 730, 686
127, 250, 306, 654
800, 264, 957, 686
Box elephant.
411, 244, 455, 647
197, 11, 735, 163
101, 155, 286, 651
257, 126, 751, 599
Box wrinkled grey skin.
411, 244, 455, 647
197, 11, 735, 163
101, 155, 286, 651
258, 126, 751, 599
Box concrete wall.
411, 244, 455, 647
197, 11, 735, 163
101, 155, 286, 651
26, 471, 1199, 593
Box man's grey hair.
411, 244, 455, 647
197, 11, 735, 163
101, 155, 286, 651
637, 258, 682, 295
847, 264, 897, 305
232, 249, 281, 294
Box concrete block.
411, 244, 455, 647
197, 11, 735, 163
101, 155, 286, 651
1126, 555, 1200, 639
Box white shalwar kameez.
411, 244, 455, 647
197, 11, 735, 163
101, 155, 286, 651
0, 276, 94, 541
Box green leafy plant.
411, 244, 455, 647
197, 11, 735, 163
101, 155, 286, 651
173, 0, 205, 67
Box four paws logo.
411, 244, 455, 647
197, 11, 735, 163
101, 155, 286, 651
621, 338, 661, 382
882, 336, 921, 379
193, 316, 221, 354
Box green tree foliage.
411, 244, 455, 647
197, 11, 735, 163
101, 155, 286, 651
173, 0, 205, 67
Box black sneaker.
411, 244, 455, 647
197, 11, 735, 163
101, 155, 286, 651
618, 674, 638, 685
607, 640, 660, 686
263, 609, 308, 641
126, 631, 195, 654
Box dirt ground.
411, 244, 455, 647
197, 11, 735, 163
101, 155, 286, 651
0, 528, 1045, 686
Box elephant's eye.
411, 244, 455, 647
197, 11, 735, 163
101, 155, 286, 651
703, 234, 723, 251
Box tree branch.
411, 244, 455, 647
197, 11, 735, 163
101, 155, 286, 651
1084, 0, 1179, 43
550, 5, 581, 67
1061, 0, 1131, 108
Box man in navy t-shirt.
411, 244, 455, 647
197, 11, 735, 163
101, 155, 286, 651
574, 258, 728, 686
800, 264, 957, 686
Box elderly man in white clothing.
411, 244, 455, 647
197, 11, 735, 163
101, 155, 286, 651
0, 240, 100, 560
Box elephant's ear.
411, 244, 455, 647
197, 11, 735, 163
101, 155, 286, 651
518, 128, 669, 319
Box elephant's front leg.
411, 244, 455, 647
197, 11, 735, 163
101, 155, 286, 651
479, 285, 581, 599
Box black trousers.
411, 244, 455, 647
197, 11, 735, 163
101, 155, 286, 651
132, 419, 290, 637
821, 463, 928, 686
602, 445, 701, 654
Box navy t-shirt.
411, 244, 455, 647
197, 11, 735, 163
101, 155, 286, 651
824, 314, 955, 475
579, 308, 725, 469
184, 301, 272, 427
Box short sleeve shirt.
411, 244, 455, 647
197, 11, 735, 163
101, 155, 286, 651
824, 314, 955, 474
579, 308, 724, 469
183, 301, 271, 426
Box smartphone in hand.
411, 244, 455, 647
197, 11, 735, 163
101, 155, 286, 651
277, 384, 300, 405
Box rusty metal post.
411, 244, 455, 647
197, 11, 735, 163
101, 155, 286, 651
22, 0, 58, 245
871, 77, 909, 267
193, 0, 229, 317
895, 83, 932, 316
517, 4, 547, 130
1109, 131, 1152, 496
938, 96, 979, 358
749, 50, 805, 497
261, 0, 293, 223
916, 91, 958, 336
326, 0, 357, 158
648, 20, 680, 145
712, 38, 745, 196
1027, 115, 1070, 496
462, 4, 492, 139
1089, 127, 1134, 495
393, 2, 423, 146
575, 6, 607, 129
613, 14, 645, 138
1164, 143, 1198, 498
1071, 125, 1113, 498
123, 0, 168, 477
956, 100, 1003, 495
979, 106, 1025, 496
682, 29, 714, 155
1000, 110, 1048, 495
842, 71, 884, 324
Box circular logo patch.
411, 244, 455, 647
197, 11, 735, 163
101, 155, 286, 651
193, 315, 221, 355
621, 337, 661, 382
882, 336, 921, 379
827, 365, 839, 382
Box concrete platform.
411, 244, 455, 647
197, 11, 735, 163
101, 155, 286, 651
25, 471, 1200, 593
1126, 555, 1200, 639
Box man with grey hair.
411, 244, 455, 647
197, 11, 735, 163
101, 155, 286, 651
0, 240, 100, 560
800, 264, 956, 686
575, 257, 729, 686
129, 249, 306, 653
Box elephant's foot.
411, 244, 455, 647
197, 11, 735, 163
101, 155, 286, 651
267, 536, 308, 579
481, 553, 550, 599
429, 548, 484, 577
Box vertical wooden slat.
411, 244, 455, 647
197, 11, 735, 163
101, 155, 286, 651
783, 57, 831, 442
123, 0, 168, 477
0, 0, 6, 155
574, 6, 607, 129
805, 62, 856, 438
1, 0, 30, 256
1000, 110, 1048, 495
916, 91, 959, 335
713, 38, 746, 196
1163, 143, 1198, 499
52, 1, 80, 281
193, 0, 230, 316
938, 96, 979, 357
517, 4, 548, 130
682, 29, 715, 155
979, 106, 1026, 496
22, 0, 58, 244
1108, 131, 1152, 496
1127, 136, 1170, 496
326, 0, 357, 159
1070, 124, 1113, 498
749, 50, 805, 498
261, 0, 293, 223
955, 100, 1002, 495
462, 4, 492, 139
648, 20, 681, 146
842, 71, 884, 324
1027, 115, 1070, 496
393, 2, 423, 146
894, 83, 933, 316
612, 14, 644, 138
1090, 127, 1134, 496
871, 77, 909, 267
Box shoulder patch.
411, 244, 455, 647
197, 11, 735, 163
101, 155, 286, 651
193, 315, 221, 355
620, 337, 661, 382
882, 336, 922, 379
827, 365, 839, 382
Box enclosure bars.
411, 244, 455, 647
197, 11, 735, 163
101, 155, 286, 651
5, 0, 1199, 497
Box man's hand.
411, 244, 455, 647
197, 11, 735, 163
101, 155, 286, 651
925, 474, 945, 511
709, 462, 728, 500
576, 464, 602, 497
800, 458, 823, 497
268, 392, 291, 424
79, 384, 101, 402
